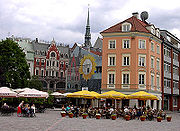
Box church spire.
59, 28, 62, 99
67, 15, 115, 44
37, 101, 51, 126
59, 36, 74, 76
84, 6, 91, 48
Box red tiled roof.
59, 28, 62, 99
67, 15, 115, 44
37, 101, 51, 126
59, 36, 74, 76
90, 50, 102, 56
101, 16, 150, 33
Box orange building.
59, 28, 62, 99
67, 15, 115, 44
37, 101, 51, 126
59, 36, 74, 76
101, 12, 162, 109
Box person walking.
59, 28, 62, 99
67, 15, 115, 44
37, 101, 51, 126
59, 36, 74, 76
17, 101, 24, 117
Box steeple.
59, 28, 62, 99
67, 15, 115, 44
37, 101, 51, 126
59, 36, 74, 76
84, 6, 91, 48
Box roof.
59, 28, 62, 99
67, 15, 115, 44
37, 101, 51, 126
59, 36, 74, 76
93, 37, 102, 49
90, 50, 102, 56
101, 16, 150, 34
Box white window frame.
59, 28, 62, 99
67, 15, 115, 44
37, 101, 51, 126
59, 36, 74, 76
122, 72, 130, 88
138, 54, 146, 67
122, 39, 130, 49
35, 69, 39, 76
138, 72, 146, 89
151, 73, 154, 90
138, 39, 146, 49
108, 40, 116, 49
122, 22, 131, 32
107, 71, 115, 88
108, 54, 116, 66
122, 54, 130, 66
156, 75, 160, 90
151, 56, 154, 68
151, 42, 154, 51
157, 45, 160, 54
157, 59, 160, 70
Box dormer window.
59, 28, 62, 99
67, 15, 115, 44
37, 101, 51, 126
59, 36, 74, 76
122, 22, 131, 32
156, 29, 160, 38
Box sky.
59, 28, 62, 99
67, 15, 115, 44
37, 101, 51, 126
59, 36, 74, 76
1, 0, 180, 47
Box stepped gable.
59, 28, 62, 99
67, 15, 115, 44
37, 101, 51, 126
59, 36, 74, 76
101, 16, 150, 33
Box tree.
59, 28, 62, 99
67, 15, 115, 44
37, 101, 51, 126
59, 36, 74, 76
28, 76, 43, 91
0, 38, 30, 88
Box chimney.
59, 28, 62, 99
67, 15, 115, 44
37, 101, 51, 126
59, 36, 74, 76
132, 12, 139, 19
35, 38, 38, 43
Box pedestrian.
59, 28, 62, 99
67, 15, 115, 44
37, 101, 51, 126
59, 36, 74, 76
17, 101, 24, 117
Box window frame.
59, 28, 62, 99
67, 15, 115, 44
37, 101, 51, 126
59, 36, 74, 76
108, 40, 116, 49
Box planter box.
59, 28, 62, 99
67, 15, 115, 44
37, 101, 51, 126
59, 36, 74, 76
61, 113, 66, 117
69, 113, 73, 118
157, 117, 162, 122
124, 115, 130, 121
96, 115, 101, 119
140, 116, 146, 121
82, 114, 88, 119
111, 115, 117, 120
167, 116, 172, 122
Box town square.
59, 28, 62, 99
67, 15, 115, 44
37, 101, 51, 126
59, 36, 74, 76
0, 0, 180, 131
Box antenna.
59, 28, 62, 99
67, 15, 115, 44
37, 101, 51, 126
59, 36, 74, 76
140, 11, 149, 22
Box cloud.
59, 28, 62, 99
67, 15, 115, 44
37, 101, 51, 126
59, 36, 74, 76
0, 0, 180, 46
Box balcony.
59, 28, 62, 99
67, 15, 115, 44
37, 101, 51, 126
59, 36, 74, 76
164, 56, 171, 63
173, 59, 179, 67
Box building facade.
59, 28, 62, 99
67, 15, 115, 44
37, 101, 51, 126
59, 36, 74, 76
32, 39, 69, 92
101, 13, 162, 109
161, 30, 180, 111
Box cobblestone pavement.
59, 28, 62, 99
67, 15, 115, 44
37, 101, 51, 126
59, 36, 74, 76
0, 110, 180, 131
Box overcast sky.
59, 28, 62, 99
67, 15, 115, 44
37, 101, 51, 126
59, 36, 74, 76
1, 0, 180, 46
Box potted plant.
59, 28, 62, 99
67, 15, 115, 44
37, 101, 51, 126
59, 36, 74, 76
157, 116, 162, 122
124, 115, 131, 121
140, 115, 146, 121
111, 114, 117, 120
68, 112, 73, 118
61, 111, 66, 117
96, 114, 101, 119
82, 113, 88, 119
166, 116, 172, 122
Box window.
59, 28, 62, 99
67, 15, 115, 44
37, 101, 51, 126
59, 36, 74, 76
139, 55, 146, 66
151, 75, 154, 89
173, 97, 178, 107
157, 75, 160, 89
35, 69, 39, 76
109, 74, 115, 85
173, 52, 178, 61
151, 42, 154, 51
47, 60, 49, 66
52, 61, 55, 66
36, 59, 40, 65
108, 54, 116, 66
157, 45, 160, 54
61, 62, 64, 68
109, 57, 115, 66
61, 72, 63, 78
151, 57, 154, 68
46, 71, 48, 76
41, 70, 44, 76
52, 71, 54, 76
122, 73, 129, 84
57, 61, 59, 67
122, 23, 131, 32
56, 72, 58, 77
51, 52, 56, 57
139, 40, 146, 49
41, 59, 45, 66
123, 39, 130, 49
157, 59, 160, 70
122, 54, 130, 66
139, 74, 145, 84
109, 40, 116, 49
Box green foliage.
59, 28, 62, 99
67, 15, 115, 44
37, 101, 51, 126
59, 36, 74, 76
28, 76, 43, 91
0, 39, 30, 88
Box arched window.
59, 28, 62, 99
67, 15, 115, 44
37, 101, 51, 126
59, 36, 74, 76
51, 52, 56, 57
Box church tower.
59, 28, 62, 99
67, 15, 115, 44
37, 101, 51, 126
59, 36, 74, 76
84, 7, 92, 48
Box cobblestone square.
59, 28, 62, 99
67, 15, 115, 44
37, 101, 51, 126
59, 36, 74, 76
0, 110, 180, 131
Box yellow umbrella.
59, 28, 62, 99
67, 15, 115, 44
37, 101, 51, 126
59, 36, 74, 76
127, 91, 159, 100
67, 90, 92, 98
83, 91, 100, 99
99, 91, 127, 99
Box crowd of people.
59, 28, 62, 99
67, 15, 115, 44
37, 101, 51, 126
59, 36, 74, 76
17, 101, 36, 117
61, 104, 167, 120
